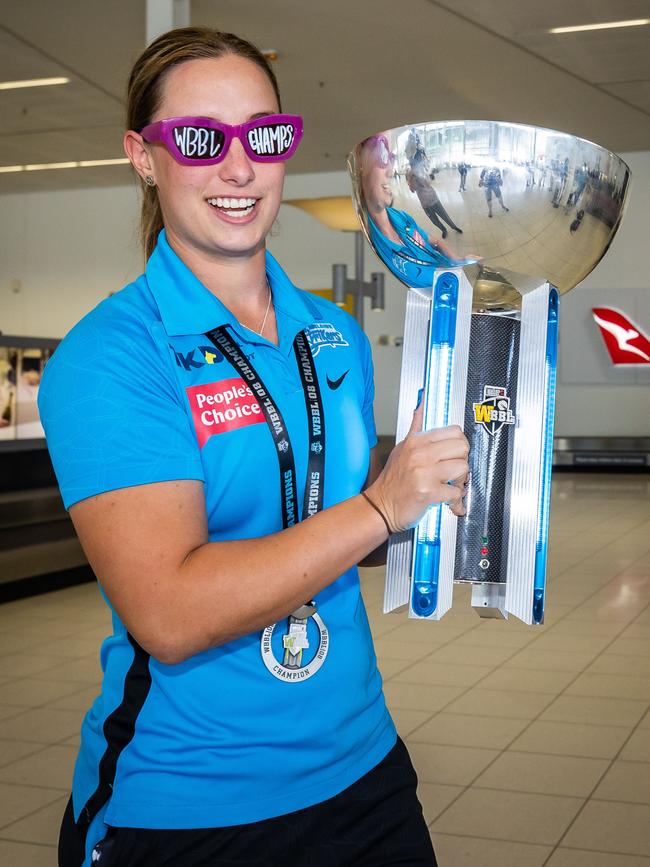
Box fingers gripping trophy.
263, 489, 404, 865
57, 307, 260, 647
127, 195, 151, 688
348, 122, 630, 624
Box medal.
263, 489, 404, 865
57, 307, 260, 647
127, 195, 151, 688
261, 610, 330, 682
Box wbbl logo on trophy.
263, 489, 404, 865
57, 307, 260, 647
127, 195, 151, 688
473, 385, 516, 436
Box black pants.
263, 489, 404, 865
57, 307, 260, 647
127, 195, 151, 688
422, 203, 462, 236
59, 737, 437, 866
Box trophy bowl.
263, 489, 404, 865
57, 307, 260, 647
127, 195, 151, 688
348, 120, 630, 302
347, 121, 631, 625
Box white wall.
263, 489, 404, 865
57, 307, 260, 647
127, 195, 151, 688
0, 183, 142, 338
553, 152, 650, 438
1, 155, 648, 436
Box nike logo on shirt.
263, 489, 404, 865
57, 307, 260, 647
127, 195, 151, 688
326, 370, 350, 390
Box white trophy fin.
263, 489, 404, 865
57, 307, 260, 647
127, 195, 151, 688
505, 282, 552, 625
384, 288, 430, 613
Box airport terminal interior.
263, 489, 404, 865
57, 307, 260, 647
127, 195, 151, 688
1, 1, 649, 865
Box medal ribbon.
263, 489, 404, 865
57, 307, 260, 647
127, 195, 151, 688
204, 326, 325, 527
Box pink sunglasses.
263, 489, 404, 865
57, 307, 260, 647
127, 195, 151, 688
139, 114, 304, 166
363, 135, 396, 168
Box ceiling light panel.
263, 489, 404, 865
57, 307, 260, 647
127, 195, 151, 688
427, 0, 650, 95
550, 19, 650, 33
0, 123, 128, 169
0, 29, 67, 84
0, 76, 70, 90
0, 158, 130, 173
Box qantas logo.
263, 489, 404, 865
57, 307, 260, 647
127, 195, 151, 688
592, 308, 650, 365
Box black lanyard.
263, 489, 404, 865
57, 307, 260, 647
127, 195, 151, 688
204, 326, 325, 527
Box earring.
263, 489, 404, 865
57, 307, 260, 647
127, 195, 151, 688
144, 175, 156, 187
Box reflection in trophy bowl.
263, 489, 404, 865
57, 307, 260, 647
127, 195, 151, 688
348, 121, 631, 304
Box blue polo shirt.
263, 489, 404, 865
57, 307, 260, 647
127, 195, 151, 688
367, 207, 449, 289
39, 230, 396, 834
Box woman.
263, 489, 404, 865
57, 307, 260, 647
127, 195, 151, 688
356, 134, 470, 290
405, 165, 463, 239
39, 27, 469, 867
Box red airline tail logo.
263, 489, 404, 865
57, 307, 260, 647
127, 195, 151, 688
592, 307, 650, 365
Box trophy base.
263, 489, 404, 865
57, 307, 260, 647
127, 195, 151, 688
470, 582, 508, 619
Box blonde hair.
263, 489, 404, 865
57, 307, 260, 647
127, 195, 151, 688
126, 27, 282, 260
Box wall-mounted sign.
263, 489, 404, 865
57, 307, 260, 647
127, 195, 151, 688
592, 307, 650, 366
16, 348, 52, 438
0, 348, 18, 440
0, 338, 58, 444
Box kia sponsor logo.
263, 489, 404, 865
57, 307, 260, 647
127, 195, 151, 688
186, 378, 265, 447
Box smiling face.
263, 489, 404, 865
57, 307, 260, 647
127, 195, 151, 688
359, 137, 394, 215
140, 55, 285, 266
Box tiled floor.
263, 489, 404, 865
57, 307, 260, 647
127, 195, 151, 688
1, 472, 649, 865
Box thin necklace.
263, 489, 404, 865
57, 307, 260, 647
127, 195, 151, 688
248, 280, 272, 337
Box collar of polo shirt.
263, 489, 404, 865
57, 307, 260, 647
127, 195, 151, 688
146, 230, 321, 343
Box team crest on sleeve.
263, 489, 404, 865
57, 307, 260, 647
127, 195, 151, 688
473, 385, 516, 436
261, 613, 329, 682
304, 323, 349, 357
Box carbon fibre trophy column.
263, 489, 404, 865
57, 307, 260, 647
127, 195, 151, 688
348, 122, 630, 624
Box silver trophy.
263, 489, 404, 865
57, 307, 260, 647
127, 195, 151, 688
348, 121, 630, 624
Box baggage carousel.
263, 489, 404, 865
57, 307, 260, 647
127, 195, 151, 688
553, 437, 650, 470
0, 442, 91, 602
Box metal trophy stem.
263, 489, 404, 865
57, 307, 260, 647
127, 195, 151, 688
348, 121, 630, 625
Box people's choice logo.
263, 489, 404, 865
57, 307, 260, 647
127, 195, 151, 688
186, 378, 265, 447
592, 308, 650, 365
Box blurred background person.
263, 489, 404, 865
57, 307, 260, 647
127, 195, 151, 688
479, 166, 510, 217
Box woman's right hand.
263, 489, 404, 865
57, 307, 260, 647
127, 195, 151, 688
365, 403, 470, 532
